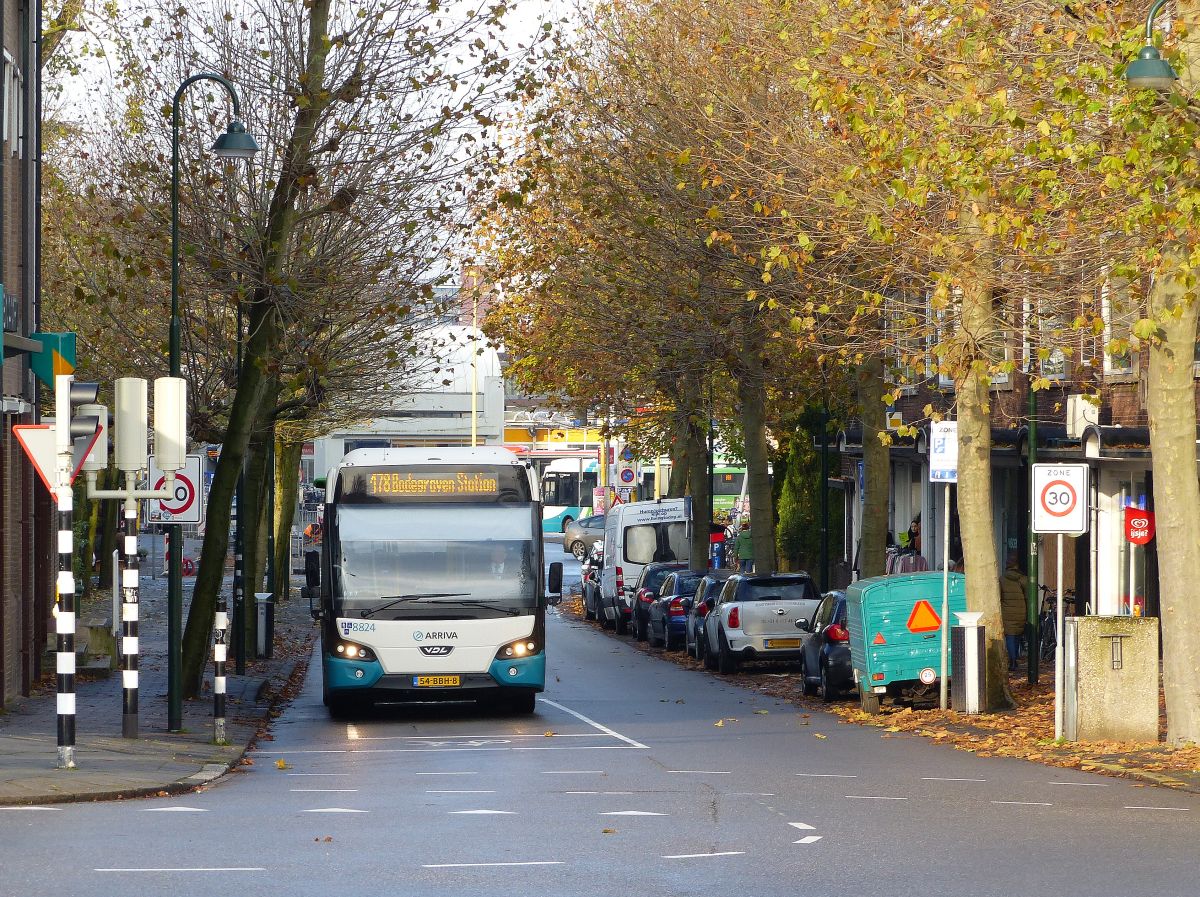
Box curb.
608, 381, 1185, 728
1, 646, 312, 807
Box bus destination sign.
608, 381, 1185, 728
338, 465, 532, 505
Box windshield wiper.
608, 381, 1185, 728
436, 599, 523, 617
359, 593, 469, 618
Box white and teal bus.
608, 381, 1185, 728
312, 447, 563, 717
539, 456, 598, 532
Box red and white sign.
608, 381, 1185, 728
1124, 508, 1155, 545
1032, 464, 1090, 534
12, 423, 101, 493
147, 454, 204, 525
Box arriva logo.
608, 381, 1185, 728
413, 631, 458, 641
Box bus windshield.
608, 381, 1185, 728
333, 505, 538, 617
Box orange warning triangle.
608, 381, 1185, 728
872, 632, 887, 645
906, 599, 941, 634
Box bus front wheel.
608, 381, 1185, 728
560, 516, 574, 532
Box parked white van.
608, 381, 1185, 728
599, 498, 691, 634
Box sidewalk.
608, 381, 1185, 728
0, 568, 315, 806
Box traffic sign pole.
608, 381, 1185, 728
1055, 533, 1065, 740
941, 482, 950, 711
929, 420, 957, 712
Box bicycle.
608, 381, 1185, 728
1037, 584, 1079, 662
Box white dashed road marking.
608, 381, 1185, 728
992, 801, 1052, 807
143, 807, 208, 812
290, 789, 358, 793
422, 861, 563, 868
922, 777, 986, 782
427, 790, 496, 794
845, 795, 907, 801
96, 868, 266, 873
789, 823, 816, 831
796, 773, 856, 778
1124, 806, 1190, 812
450, 809, 516, 815
662, 852, 745, 859
1048, 781, 1109, 787
669, 770, 731, 775
600, 810, 667, 816
417, 771, 477, 776
794, 836, 823, 845
542, 770, 604, 774
1, 806, 61, 811
303, 808, 368, 813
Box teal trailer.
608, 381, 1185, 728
845, 572, 967, 713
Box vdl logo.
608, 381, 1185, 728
420, 645, 454, 656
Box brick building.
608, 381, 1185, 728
0, 0, 47, 707
833, 307, 1166, 621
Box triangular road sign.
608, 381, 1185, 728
12, 424, 101, 493
906, 599, 941, 634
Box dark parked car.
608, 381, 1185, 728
564, 513, 606, 561
798, 591, 853, 701
630, 562, 688, 641
648, 570, 704, 651
581, 543, 605, 621
685, 570, 734, 661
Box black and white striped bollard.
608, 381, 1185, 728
214, 594, 228, 744
120, 504, 140, 738
56, 486, 76, 769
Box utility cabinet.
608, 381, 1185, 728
1063, 616, 1159, 743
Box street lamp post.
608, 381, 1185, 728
1125, 0, 1178, 90
168, 72, 259, 731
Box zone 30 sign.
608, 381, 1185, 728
1031, 464, 1090, 535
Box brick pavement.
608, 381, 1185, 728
0, 568, 314, 805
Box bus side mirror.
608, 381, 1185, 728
547, 561, 564, 604
305, 587, 322, 620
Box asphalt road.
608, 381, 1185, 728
3, 541, 1198, 897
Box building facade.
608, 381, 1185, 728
0, 0, 46, 707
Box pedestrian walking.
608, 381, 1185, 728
735, 519, 754, 573
999, 551, 1028, 672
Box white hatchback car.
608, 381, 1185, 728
703, 573, 822, 674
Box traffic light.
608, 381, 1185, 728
54, 375, 101, 477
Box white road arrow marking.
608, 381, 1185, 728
600, 811, 667, 816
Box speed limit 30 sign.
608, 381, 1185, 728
1032, 464, 1090, 534
147, 454, 205, 525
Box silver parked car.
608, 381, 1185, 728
703, 573, 822, 674
564, 513, 606, 560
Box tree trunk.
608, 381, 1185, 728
180, 0, 335, 696
240, 417, 274, 657
685, 397, 711, 571
1145, 272, 1200, 745
857, 356, 889, 579
667, 412, 690, 498
273, 439, 304, 601
738, 328, 775, 574
956, 197, 1010, 711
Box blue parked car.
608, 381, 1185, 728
685, 570, 734, 661
648, 570, 704, 651
798, 591, 853, 702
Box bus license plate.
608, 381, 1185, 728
413, 675, 460, 688
764, 638, 801, 649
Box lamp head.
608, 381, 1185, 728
212, 119, 260, 160
1126, 44, 1178, 91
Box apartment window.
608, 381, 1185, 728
1100, 279, 1135, 377
2, 53, 22, 159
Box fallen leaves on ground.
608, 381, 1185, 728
276, 758, 290, 769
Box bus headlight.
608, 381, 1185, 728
335, 641, 375, 662
495, 637, 540, 660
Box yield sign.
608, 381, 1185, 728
12, 424, 100, 493
906, 599, 941, 634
